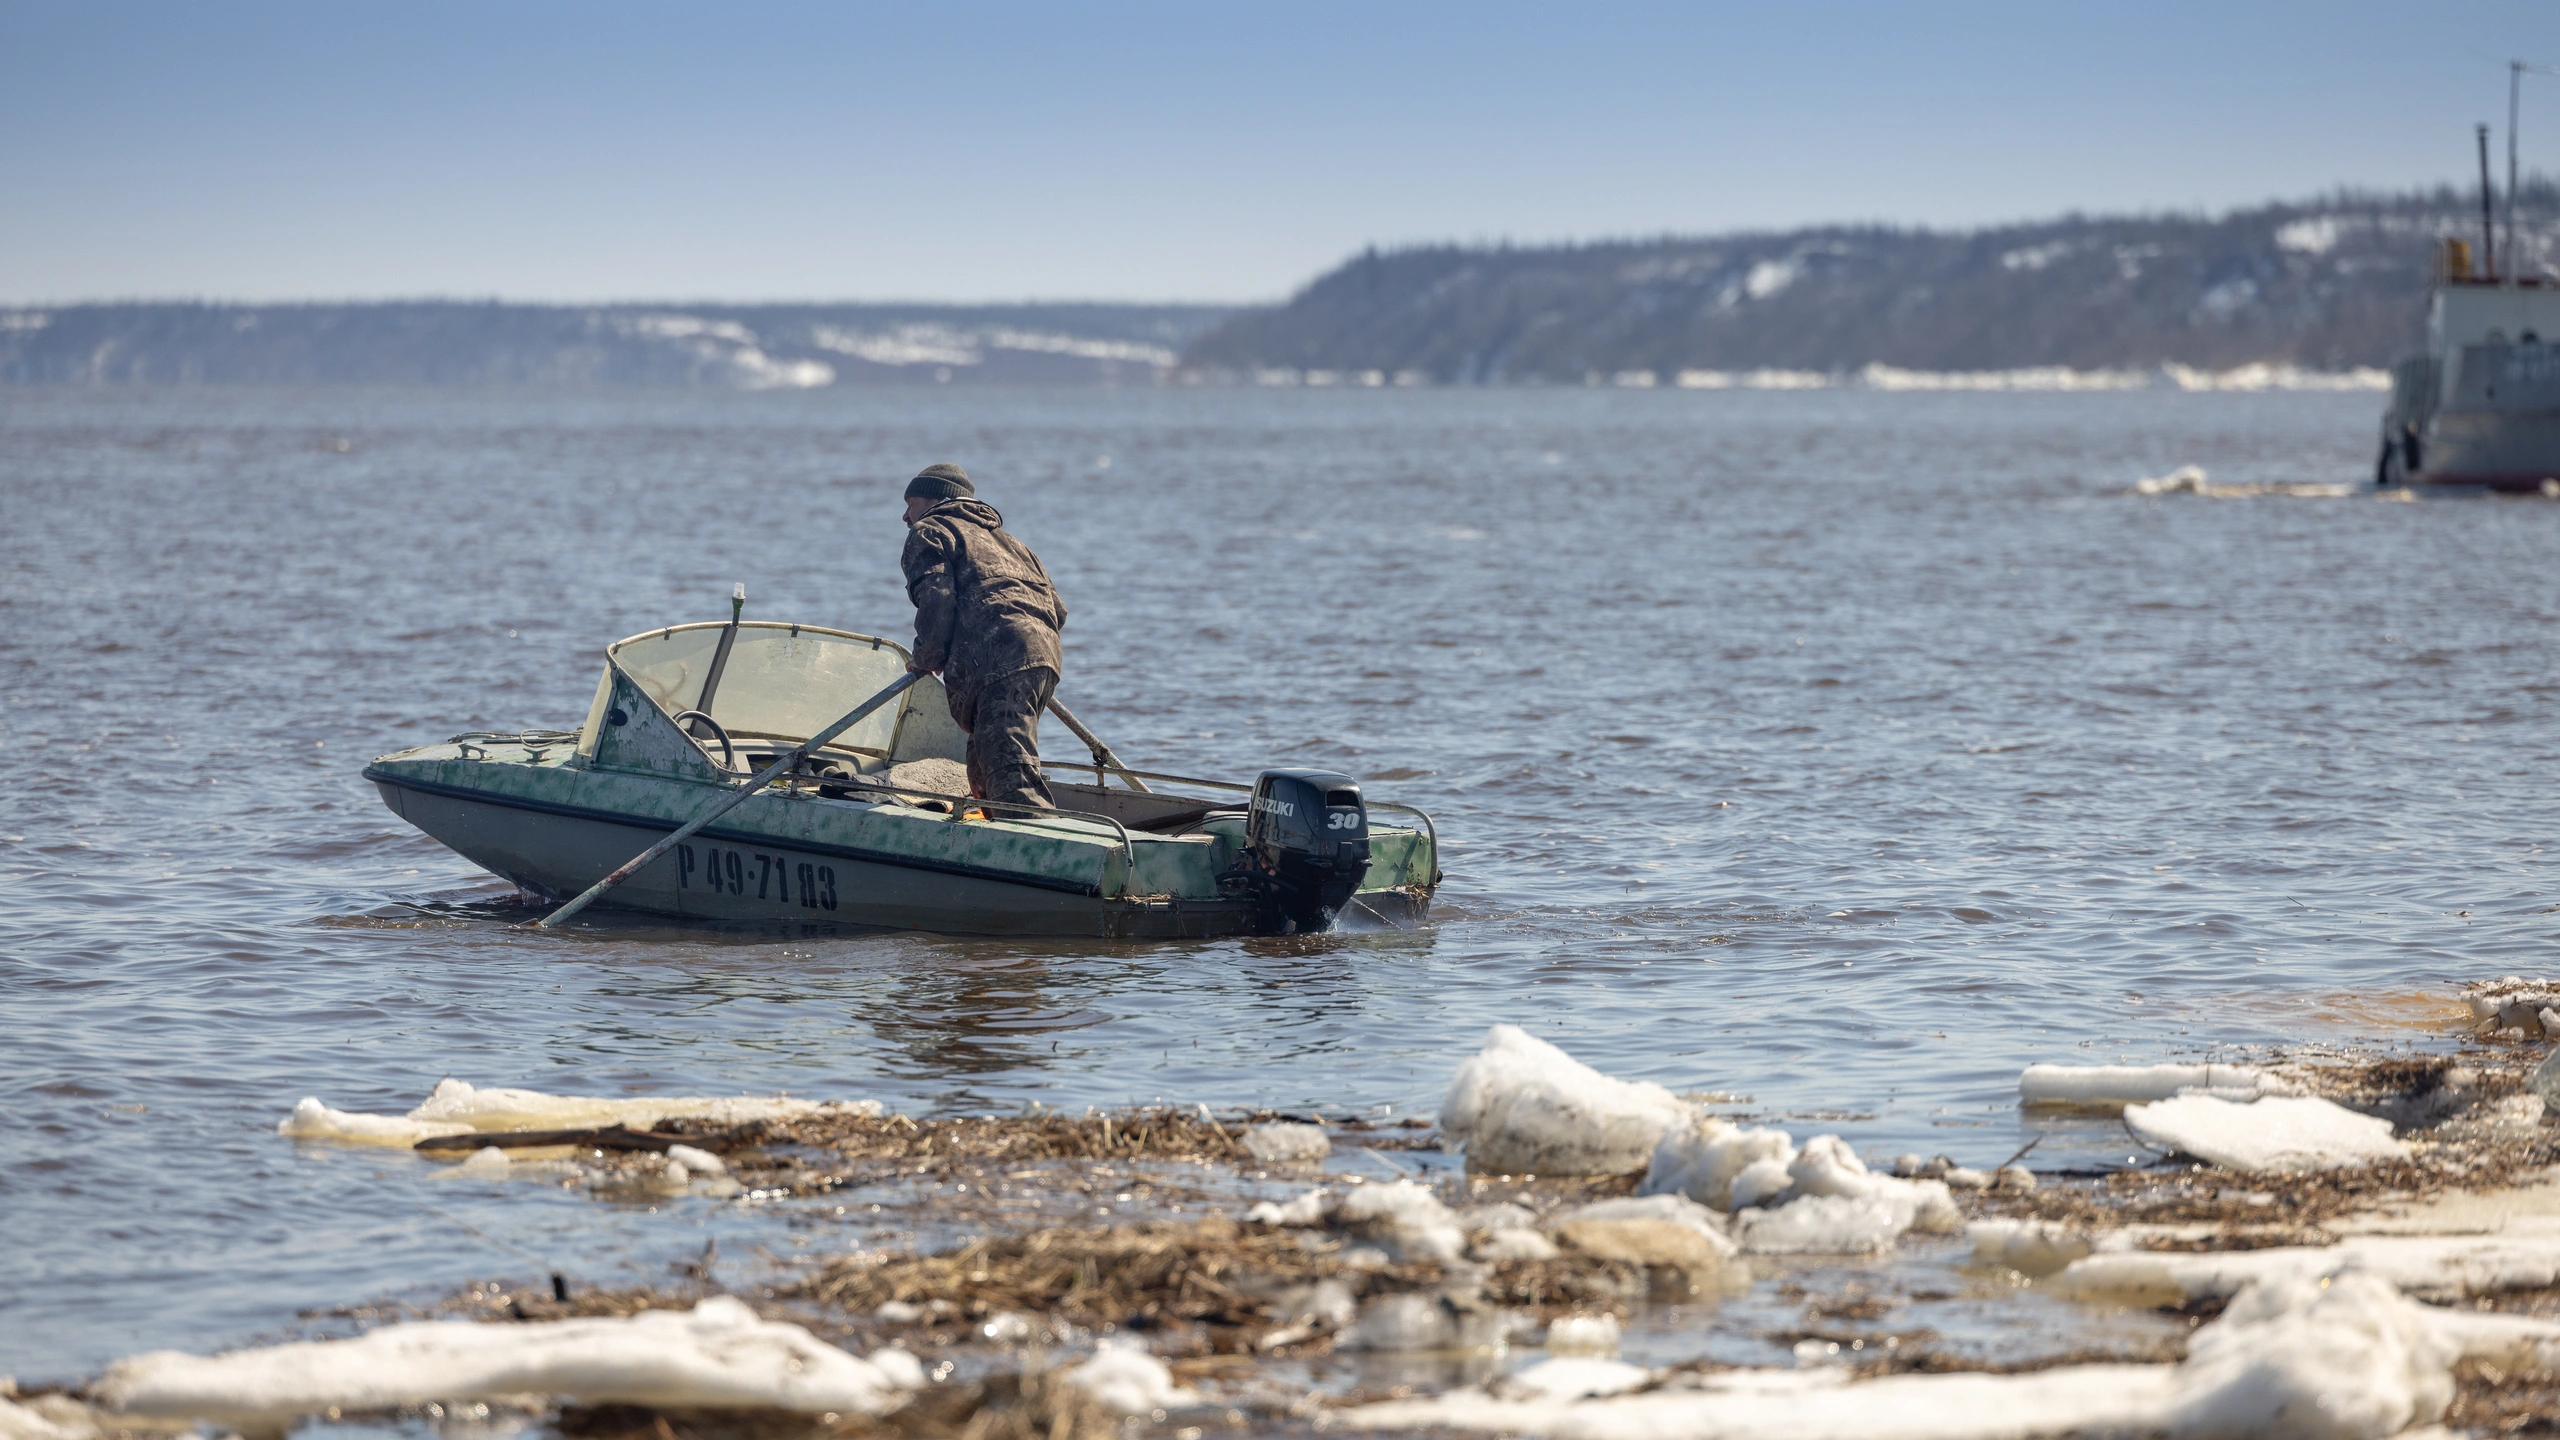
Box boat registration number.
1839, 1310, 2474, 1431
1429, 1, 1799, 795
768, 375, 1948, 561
677, 843, 837, 910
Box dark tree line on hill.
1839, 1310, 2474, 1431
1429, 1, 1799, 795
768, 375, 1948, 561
1180, 184, 2560, 380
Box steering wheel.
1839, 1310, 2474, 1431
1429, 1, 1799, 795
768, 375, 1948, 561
670, 710, 735, 769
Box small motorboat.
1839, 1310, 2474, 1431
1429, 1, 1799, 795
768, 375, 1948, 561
362, 613, 1440, 936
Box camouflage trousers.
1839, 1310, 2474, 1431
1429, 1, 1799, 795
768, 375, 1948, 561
952, 667, 1057, 810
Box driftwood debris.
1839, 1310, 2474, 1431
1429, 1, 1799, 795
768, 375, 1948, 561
414, 1125, 679, 1155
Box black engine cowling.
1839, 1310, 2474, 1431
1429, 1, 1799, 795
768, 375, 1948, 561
1227, 768, 1370, 933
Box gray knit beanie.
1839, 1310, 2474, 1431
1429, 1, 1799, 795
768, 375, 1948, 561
903, 462, 975, 501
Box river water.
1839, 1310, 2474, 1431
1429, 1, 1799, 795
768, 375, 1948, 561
3, 385, 2553, 1381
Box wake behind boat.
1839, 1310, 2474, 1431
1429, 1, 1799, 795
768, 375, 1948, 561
362, 614, 1440, 937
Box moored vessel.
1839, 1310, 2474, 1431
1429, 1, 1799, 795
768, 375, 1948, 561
2379, 80, 2560, 492
2377, 237, 2560, 491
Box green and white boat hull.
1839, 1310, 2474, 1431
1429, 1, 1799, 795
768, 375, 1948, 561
364, 621, 1438, 937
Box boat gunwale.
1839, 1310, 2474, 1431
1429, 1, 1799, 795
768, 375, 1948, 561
364, 764, 1110, 898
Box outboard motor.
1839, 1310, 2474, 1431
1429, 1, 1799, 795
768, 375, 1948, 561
1227, 768, 1370, 933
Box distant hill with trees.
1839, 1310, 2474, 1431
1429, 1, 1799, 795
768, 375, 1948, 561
1180, 184, 2560, 383
11, 185, 2555, 388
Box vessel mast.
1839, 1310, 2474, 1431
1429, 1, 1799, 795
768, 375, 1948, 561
2507, 60, 2560, 288
2480, 124, 2498, 278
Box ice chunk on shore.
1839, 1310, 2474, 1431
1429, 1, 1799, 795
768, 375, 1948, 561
1640, 1118, 1794, 1209
1732, 1195, 1911, 1255
93, 1297, 921, 1430
1246, 1187, 1335, 1227
1440, 1027, 1690, 1176
1337, 1270, 2560, 1439
2124, 1093, 2407, 1173
456, 1145, 511, 1174
1240, 1122, 1329, 1164
279, 1081, 882, 1150
1337, 1180, 1466, 1262
1729, 1157, 1794, 1208
0, 1396, 85, 1440
1709, 1135, 1960, 1252
665, 1144, 725, 1175
1473, 1228, 1560, 1261
1541, 1314, 1622, 1355
1548, 1195, 1737, 1273
2050, 1231, 2560, 1306
1461, 1201, 1561, 1257
1456, 1202, 1538, 1233
1345, 1294, 1510, 1353
1494, 1356, 1648, 1401
276, 1097, 474, 1148
1062, 1341, 1194, 1416
1792, 1132, 1945, 1219
1968, 1219, 2096, 1277
2464, 976, 2560, 1020
2018, 1063, 2290, 1111
407, 1078, 882, 1130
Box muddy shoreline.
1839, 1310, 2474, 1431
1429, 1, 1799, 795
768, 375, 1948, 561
18, 1003, 2560, 1440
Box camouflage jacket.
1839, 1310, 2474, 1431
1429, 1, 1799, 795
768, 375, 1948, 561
901, 498, 1067, 704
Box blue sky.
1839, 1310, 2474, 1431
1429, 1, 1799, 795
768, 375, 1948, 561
3, 1, 2555, 303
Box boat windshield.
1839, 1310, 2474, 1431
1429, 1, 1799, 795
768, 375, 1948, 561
577, 621, 965, 762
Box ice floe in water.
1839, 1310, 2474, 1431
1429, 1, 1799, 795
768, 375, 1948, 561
92, 1297, 921, 1432
2129, 464, 2357, 499
2124, 1093, 2408, 1173
275, 1097, 472, 1147
277, 1078, 881, 1148
1338, 1271, 2560, 1440
1440, 1025, 1691, 1176
2018, 1062, 2293, 1111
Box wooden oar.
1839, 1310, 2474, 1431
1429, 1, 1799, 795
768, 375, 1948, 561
534, 671, 923, 929
1047, 696, 1151, 793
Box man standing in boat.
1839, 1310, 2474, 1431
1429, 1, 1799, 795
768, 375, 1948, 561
900, 463, 1068, 809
